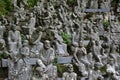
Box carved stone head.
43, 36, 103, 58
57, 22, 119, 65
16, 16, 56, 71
66, 64, 74, 73
44, 40, 50, 49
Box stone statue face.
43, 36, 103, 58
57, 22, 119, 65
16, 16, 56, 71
36, 67, 44, 76
79, 41, 83, 47
67, 64, 74, 73
23, 40, 28, 46
95, 41, 99, 46
109, 59, 114, 65
11, 25, 17, 31
30, 13, 33, 17
44, 40, 50, 49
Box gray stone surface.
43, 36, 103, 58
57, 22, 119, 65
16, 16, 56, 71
2, 59, 8, 67
57, 56, 73, 64
1, 0, 120, 80
2, 58, 39, 67
84, 9, 110, 12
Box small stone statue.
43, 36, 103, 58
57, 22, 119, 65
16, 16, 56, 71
8, 40, 31, 80
88, 63, 104, 80
1, 15, 8, 25
106, 58, 116, 74
0, 21, 6, 38
101, 37, 110, 55
18, 6, 26, 20
106, 58, 120, 80
72, 18, 83, 43
40, 40, 55, 65
11, 0, 19, 10
31, 41, 43, 58
0, 35, 9, 57
8, 25, 21, 54
40, 40, 57, 80
20, 40, 30, 65
32, 59, 49, 80
62, 64, 77, 80
81, 0, 88, 12
91, 40, 102, 63
90, 0, 98, 9
117, 3, 120, 12
73, 41, 89, 77
54, 37, 69, 56
70, 42, 78, 56
109, 41, 120, 67
13, 12, 20, 25
100, 0, 110, 9
0, 36, 5, 50
8, 53, 31, 80
28, 13, 36, 38
110, 17, 120, 33
31, 27, 43, 57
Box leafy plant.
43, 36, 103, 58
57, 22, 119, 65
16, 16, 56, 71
57, 64, 66, 77
27, 0, 38, 8
103, 21, 110, 28
53, 57, 57, 65
0, 53, 4, 60
100, 65, 106, 74
0, 0, 13, 16
61, 32, 71, 44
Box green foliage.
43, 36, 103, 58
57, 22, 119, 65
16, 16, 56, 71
103, 21, 110, 28
100, 65, 106, 74
27, 0, 38, 8
61, 32, 71, 44
67, 0, 77, 6
0, 53, 4, 60
57, 64, 65, 77
0, 0, 13, 15
53, 57, 57, 65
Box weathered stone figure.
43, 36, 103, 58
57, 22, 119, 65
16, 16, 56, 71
32, 59, 49, 80
101, 37, 110, 55
73, 41, 89, 77
88, 63, 104, 80
1, 15, 8, 25
20, 40, 30, 65
28, 13, 36, 38
106, 58, 119, 80
40, 40, 57, 80
18, 6, 26, 20
31, 27, 43, 57
0, 35, 5, 51
81, 0, 88, 12
12, 0, 19, 10
62, 64, 77, 80
8, 53, 31, 80
0, 21, 5, 38
91, 40, 102, 63
8, 25, 21, 54
40, 40, 54, 65
54, 38, 69, 56
100, 0, 110, 9
90, 0, 98, 9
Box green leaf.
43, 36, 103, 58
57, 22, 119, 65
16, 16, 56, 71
61, 32, 71, 44
27, 0, 38, 8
